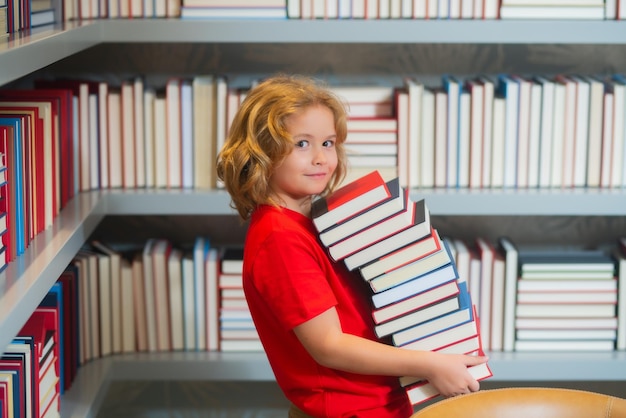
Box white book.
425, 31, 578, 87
107, 91, 123, 188
180, 80, 194, 189
143, 87, 156, 188
133, 77, 146, 188
558, 75, 577, 188
142, 239, 158, 352
192, 75, 216, 189
513, 75, 531, 188
489, 252, 506, 351
98, 82, 109, 189
475, 237, 493, 350
131, 254, 148, 352
406, 78, 423, 188
600, 90, 614, 188
500, 75, 519, 188
96, 251, 112, 356
121, 82, 136, 189
457, 89, 471, 188
498, 237, 518, 352
166, 78, 182, 188
420, 87, 435, 188
120, 258, 135, 354
205, 248, 220, 351
89, 93, 100, 190
571, 75, 591, 188
396, 90, 410, 188
550, 81, 566, 188
585, 76, 605, 188
467, 79, 484, 188
490, 96, 506, 188
77, 83, 90, 191
535, 76, 555, 188
182, 255, 196, 351
168, 248, 185, 351
215, 76, 228, 188
527, 81, 542, 188
443, 75, 460, 187
154, 95, 168, 188
611, 78, 625, 188
91, 240, 123, 354
434, 88, 448, 188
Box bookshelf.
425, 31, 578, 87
1, 18, 626, 418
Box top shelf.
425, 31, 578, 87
1, 18, 626, 86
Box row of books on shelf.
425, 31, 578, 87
287, 0, 621, 20
5, 0, 624, 34
1, 282, 66, 418
1, 0, 60, 35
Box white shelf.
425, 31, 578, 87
3, 19, 626, 86
100, 188, 626, 216
98, 19, 626, 45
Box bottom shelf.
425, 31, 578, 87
60, 350, 626, 417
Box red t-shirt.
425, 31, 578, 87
243, 205, 413, 418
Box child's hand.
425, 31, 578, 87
422, 352, 489, 398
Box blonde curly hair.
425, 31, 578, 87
216, 74, 349, 220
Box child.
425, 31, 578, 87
216, 75, 488, 418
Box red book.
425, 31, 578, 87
327, 190, 416, 262
359, 227, 443, 281
0, 100, 54, 235
319, 177, 404, 247
311, 170, 390, 232
372, 280, 460, 325
0, 88, 75, 208
57, 268, 79, 389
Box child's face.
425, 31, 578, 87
270, 104, 338, 214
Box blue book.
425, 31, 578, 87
371, 262, 459, 309
0, 117, 25, 256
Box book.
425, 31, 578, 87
327, 191, 416, 262
372, 280, 460, 325
616, 238, 626, 350
404, 361, 492, 405
220, 247, 244, 274
392, 280, 473, 346
343, 200, 431, 271
367, 237, 454, 293
311, 170, 390, 233
318, 177, 404, 247
371, 263, 459, 309
359, 227, 442, 281
519, 250, 616, 275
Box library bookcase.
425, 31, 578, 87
2, 18, 626, 417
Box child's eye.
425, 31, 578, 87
295, 140, 309, 148
323, 139, 335, 148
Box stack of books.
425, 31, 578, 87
312, 170, 492, 405
514, 247, 618, 352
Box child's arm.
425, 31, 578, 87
294, 307, 488, 398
